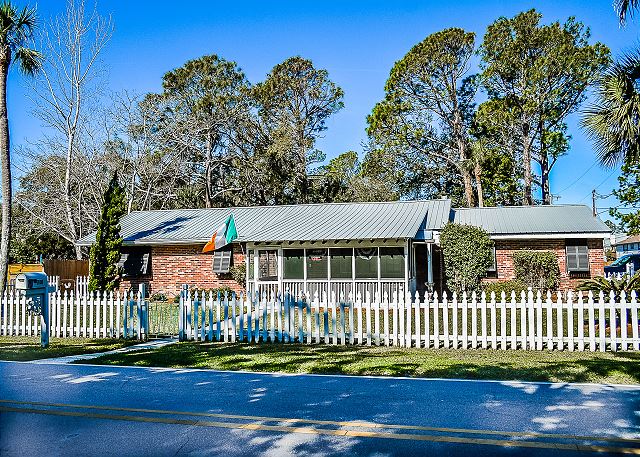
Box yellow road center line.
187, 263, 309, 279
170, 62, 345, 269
0, 398, 637, 446
1, 405, 639, 455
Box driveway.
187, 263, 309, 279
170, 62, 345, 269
1, 361, 639, 456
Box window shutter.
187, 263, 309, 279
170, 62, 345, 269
141, 253, 150, 275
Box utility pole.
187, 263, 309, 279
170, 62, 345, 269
592, 189, 597, 217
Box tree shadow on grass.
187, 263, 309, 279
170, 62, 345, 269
80, 342, 640, 384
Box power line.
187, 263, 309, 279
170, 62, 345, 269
579, 169, 617, 203
557, 160, 598, 194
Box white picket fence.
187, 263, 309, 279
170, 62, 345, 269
180, 289, 640, 352
0, 290, 147, 340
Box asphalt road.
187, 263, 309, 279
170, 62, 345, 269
1, 361, 639, 456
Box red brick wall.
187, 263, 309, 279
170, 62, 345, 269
120, 244, 245, 298
481, 238, 605, 290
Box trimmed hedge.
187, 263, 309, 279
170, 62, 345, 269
482, 280, 527, 297
440, 223, 494, 294
512, 250, 560, 291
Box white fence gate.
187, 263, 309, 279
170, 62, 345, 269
0, 290, 148, 340
179, 289, 640, 352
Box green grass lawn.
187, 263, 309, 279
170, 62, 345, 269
78, 341, 640, 385
0, 336, 138, 361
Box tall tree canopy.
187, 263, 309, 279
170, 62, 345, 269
479, 10, 609, 205
479, 9, 609, 204
367, 28, 479, 207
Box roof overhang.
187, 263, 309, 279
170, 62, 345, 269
490, 233, 610, 240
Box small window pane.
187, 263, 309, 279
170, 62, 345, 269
355, 247, 378, 279
307, 249, 328, 279
259, 250, 278, 280
330, 248, 352, 279
566, 244, 589, 272
248, 250, 254, 279
283, 249, 304, 279
487, 246, 497, 272
379, 247, 405, 279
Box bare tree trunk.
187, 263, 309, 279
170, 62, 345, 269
522, 126, 533, 206
540, 153, 551, 205
64, 132, 83, 259
461, 169, 475, 208
0, 51, 11, 292
474, 162, 484, 208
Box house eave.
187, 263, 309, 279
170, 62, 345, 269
490, 232, 610, 240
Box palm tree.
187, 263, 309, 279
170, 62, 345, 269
582, 50, 640, 167
0, 1, 41, 292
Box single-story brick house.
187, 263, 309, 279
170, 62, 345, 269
77, 200, 610, 297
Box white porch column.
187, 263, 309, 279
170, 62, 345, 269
427, 243, 434, 287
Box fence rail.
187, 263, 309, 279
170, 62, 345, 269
179, 289, 640, 352
0, 290, 147, 340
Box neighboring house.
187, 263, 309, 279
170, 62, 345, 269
77, 200, 610, 297
613, 234, 640, 258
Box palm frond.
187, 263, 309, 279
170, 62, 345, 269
581, 48, 640, 167
14, 46, 41, 75
616, 0, 640, 25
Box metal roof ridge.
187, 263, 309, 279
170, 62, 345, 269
125, 199, 451, 215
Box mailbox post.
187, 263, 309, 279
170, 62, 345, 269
15, 272, 54, 348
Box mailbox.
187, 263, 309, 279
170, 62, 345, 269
15, 272, 52, 348
15, 272, 49, 296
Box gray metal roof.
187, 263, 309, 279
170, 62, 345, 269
77, 199, 452, 246
452, 205, 611, 236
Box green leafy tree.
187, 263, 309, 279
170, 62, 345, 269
439, 223, 494, 294
0, 1, 42, 291
610, 160, 640, 234
252, 57, 344, 204
368, 28, 480, 207
158, 54, 250, 208
89, 174, 126, 291
479, 9, 610, 205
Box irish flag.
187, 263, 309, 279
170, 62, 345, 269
202, 214, 238, 253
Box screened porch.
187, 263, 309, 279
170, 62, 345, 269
245, 243, 412, 301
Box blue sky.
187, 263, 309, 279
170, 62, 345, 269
8, 1, 640, 217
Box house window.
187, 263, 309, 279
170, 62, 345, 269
355, 247, 378, 279
212, 247, 232, 274
258, 250, 278, 280
566, 243, 589, 272
487, 246, 497, 273
379, 247, 405, 279
330, 248, 352, 279
307, 249, 328, 279
248, 250, 254, 280
119, 248, 151, 278
283, 249, 304, 279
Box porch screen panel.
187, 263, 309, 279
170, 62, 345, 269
379, 247, 405, 279
283, 249, 304, 279
258, 250, 278, 280
330, 248, 352, 279
307, 249, 328, 279
355, 247, 378, 279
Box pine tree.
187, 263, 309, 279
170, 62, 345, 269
89, 174, 126, 291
